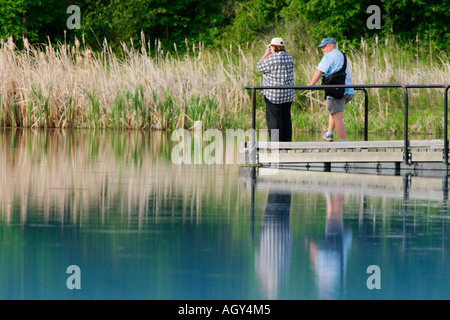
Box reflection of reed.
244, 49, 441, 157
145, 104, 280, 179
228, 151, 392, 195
0, 129, 244, 227
256, 188, 292, 299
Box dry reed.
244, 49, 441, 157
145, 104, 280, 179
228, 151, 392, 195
0, 35, 448, 133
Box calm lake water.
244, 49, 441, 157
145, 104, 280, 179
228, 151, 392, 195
0, 129, 449, 300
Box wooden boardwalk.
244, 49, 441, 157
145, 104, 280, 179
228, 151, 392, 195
242, 139, 449, 174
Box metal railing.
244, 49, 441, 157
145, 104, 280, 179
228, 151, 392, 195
245, 84, 450, 165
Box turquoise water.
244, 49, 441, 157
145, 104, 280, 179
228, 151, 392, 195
0, 129, 449, 300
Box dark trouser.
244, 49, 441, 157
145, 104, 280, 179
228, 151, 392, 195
264, 96, 293, 142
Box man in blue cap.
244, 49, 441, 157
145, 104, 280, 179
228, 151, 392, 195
308, 38, 354, 142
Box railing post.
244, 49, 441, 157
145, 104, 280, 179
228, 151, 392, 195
362, 88, 369, 141
250, 87, 257, 165
403, 86, 411, 165
444, 86, 449, 165
355, 88, 369, 141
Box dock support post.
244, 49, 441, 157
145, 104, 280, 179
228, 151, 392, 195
395, 162, 401, 176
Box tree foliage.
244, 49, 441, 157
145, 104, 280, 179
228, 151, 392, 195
282, 0, 449, 46
220, 0, 289, 44
77, 0, 231, 50
0, 0, 69, 44
0, 0, 448, 50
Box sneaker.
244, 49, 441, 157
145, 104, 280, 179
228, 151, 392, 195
322, 132, 334, 142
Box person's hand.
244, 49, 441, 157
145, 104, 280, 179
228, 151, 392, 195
260, 46, 272, 61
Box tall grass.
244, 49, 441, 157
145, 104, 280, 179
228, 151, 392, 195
0, 34, 448, 134
0, 36, 254, 130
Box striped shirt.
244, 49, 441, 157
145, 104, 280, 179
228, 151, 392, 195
256, 51, 295, 104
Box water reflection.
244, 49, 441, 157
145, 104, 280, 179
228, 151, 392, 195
0, 129, 244, 228
1, 129, 449, 299
255, 187, 292, 299
253, 167, 450, 300
252, 174, 353, 300
306, 193, 352, 300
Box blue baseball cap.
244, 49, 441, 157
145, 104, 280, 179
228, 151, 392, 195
318, 38, 337, 48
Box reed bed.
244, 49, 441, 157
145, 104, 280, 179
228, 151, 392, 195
0, 35, 448, 134
0, 36, 254, 130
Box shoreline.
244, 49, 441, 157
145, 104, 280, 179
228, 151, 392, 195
1, 37, 448, 134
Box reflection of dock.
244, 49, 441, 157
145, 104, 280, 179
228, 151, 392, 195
242, 140, 449, 173
242, 167, 449, 202
243, 162, 449, 299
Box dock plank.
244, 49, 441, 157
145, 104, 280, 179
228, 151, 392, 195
259, 150, 404, 163
256, 139, 444, 150
259, 150, 443, 163
411, 151, 443, 162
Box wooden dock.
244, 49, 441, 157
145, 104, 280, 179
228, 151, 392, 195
242, 139, 449, 174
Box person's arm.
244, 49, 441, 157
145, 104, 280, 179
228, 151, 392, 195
309, 54, 329, 86
308, 69, 323, 86
260, 47, 272, 61
257, 47, 273, 73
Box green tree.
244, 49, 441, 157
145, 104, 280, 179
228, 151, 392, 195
382, 0, 449, 46
0, 0, 448, 51
283, 0, 382, 43
220, 0, 289, 44
0, 0, 70, 44
78, 0, 230, 50
282, 0, 449, 48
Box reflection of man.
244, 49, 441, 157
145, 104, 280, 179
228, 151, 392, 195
307, 193, 352, 299
255, 188, 292, 299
